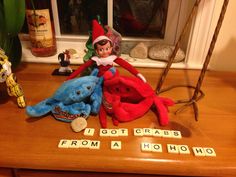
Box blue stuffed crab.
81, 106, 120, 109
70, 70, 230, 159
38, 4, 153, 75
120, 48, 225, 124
26, 69, 102, 132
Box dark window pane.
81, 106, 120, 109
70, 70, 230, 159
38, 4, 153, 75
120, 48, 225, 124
113, 0, 168, 38
57, 0, 107, 35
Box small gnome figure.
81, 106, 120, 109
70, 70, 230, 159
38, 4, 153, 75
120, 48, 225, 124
58, 50, 73, 74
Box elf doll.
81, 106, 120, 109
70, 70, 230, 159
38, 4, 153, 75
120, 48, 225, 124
67, 20, 146, 82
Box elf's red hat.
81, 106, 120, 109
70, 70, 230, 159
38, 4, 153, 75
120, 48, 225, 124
92, 20, 111, 46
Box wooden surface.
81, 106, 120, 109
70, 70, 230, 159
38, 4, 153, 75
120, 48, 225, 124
0, 63, 236, 177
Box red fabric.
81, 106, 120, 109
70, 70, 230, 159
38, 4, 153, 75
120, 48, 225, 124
67, 57, 139, 80
114, 58, 138, 75
92, 20, 105, 42
66, 60, 94, 80
100, 73, 174, 128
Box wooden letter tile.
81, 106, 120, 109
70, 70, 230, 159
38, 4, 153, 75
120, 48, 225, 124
171, 130, 182, 139
152, 143, 163, 152
58, 139, 71, 148
141, 142, 152, 152
192, 147, 206, 156
134, 128, 143, 136
163, 130, 172, 138
143, 128, 153, 136
167, 144, 179, 154
204, 147, 216, 157
152, 129, 163, 137
100, 129, 110, 137
119, 128, 128, 136
178, 145, 190, 154
69, 140, 80, 148
111, 141, 122, 150
80, 139, 90, 148
110, 129, 119, 137
84, 128, 95, 136
89, 140, 101, 149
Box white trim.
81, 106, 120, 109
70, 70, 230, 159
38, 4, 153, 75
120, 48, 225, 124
92, 35, 111, 46
164, 0, 182, 45
107, 0, 113, 27
185, 0, 216, 67
51, 0, 61, 36
21, 40, 202, 69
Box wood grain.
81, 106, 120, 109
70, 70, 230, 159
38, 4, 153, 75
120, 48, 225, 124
0, 63, 236, 177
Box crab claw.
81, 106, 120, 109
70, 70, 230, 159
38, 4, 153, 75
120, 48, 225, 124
153, 97, 174, 126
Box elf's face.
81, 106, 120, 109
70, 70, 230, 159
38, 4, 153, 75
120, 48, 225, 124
96, 42, 113, 58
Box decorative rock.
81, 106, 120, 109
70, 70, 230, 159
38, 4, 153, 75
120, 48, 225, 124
148, 44, 185, 62
130, 42, 148, 59
71, 117, 87, 132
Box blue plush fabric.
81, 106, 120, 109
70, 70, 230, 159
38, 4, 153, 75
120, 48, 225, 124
26, 69, 103, 122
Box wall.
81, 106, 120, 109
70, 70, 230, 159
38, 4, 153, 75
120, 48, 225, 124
210, 0, 236, 71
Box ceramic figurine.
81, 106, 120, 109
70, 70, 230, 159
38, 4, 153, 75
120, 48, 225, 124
52, 50, 74, 76
0, 48, 26, 108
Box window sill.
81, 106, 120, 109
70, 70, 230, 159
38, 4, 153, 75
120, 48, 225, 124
21, 40, 200, 69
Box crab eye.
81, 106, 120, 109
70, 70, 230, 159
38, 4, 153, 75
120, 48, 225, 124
126, 87, 130, 92
77, 91, 80, 95
115, 87, 119, 92
87, 86, 91, 90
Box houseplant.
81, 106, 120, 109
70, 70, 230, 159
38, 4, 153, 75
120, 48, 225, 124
0, 0, 25, 68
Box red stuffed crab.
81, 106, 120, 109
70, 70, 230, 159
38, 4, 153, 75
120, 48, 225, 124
99, 72, 174, 128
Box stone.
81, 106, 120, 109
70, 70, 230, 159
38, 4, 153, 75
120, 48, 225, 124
129, 42, 148, 59
148, 44, 185, 62
71, 117, 87, 132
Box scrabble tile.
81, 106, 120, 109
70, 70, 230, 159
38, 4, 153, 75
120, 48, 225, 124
178, 145, 190, 154
109, 129, 119, 137
171, 130, 182, 139
141, 142, 152, 152
84, 128, 95, 136
89, 140, 101, 149
167, 144, 179, 154
134, 128, 143, 136
163, 130, 172, 138
80, 140, 90, 148
204, 147, 216, 157
111, 141, 122, 150
192, 147, 206, 156
100, 129, 110, 136
119, 128, 128, 136
152, 143, 163, 152
143, 128, 153, 136
69, 140, 80, 148
58, 139, 71, 148
152, 129, 163, 137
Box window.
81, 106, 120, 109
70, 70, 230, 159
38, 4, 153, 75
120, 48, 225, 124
54, 0, 184, 44
57, 0, 169, 39
22, 0, 218, 70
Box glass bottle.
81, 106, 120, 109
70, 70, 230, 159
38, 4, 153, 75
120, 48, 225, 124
25, 0, 57, 57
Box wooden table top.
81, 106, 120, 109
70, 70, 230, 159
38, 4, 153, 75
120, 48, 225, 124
0, 63, 236, 176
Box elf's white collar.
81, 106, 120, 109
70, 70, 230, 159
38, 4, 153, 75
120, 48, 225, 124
91, 55, 117, 66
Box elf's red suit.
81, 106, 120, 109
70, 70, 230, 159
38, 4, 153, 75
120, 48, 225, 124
67, 55, 140, 80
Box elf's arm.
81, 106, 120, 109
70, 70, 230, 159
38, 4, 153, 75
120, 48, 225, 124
114, 58, 146, 82
67, 60, 94, 80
